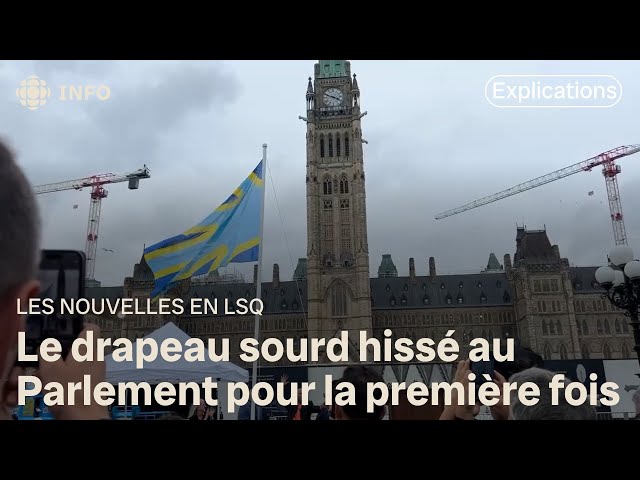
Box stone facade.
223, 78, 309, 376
86, 61, 636, 369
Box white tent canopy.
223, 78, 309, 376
106, 322, 248, 384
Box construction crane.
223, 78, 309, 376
34, 166, 151, 280
435, 145, 640, 246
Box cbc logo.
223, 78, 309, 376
16, 75, 111, 111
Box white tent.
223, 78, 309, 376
106, 322, 248, 384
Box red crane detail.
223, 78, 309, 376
435, 145, 640, 246
34, 167, 150, 281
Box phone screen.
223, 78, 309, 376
21, 250, 85, 363
470, 358, 495, 385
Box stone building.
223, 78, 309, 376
86, 60, 636, 369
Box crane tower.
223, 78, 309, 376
435, 145, 640, 246
34, 166, 151, 281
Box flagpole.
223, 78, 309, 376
250, 143, 267, 420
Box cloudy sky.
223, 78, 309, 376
2, 60, 640, 286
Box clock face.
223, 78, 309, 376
323, 87, 343, 107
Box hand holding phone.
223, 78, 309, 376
19, 250, 86, 367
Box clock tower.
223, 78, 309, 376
304, 60, 372, 359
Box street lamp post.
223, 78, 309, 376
595, 245, 640, 378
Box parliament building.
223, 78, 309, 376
86, 60, 636, 369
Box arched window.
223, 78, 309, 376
615, 319, 621, 334
576, 320, 582, 335
603, 343, 612, 359
581, 343, 590, 359
543, 344, 552, 360
323, 177, 332, 195
622, 343, 631, 358
542, 320, 548, 336
328, 135, 333, 157
556, 320, 563, 336
560, 344, 568, 360
320, 136, 325, 158
604, 319, 611, 334
597, 319, 603, 335
582, 319, 589, 335
339, 175, 349, 194
580, 300, 585, 311
344, 134, 350, 157
331, 282, 348, 317
336, 136, 341, 157
549, 320, 556, 335
623, 320, 629, 333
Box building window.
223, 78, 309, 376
477, 282, 482, 288
604, 319, 611, 334
597, 319, 603, 335
403, 284, 408, 292
576, 320, 582, 335
503, 292, 510, 303
320, 136, 325, 158
542, 279, 550, 292
623, 320, 629, 333
389, 296, 396, 307
401, 295, 407, 306
580, 300, 585, 311
550, 279, 559, 291
339, 176, 349, 194
556, 320, 563, 335
533, 280, 541, 292
549, 320, 556, 335
422, 283, 427, 291
622, 343, 631, 358
560, 344, 568, 360
581, 344, 590, 359
281, 300, 288, 310
440, 283, 445, 290
422, 295, 429, 305
480, 295, 487, 304
543, 344, 552, 360
542, 320, 548, 336
385, 284, 390, 292
328, 135, 333, 157
457, 295, 463, 304
582, 319, 589, 335
459, 281, 463, 289
323, 178, 332, 195
344, 135, 350, 157
292, 301, 298, 310
496, 281, 502, 288
331, 282, 348, 317
603, 344, 612, 359
336, 136, 341, 157
446, 294, 452, 304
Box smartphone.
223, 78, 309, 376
470, 358, 495, 385
19, 250, 86, 367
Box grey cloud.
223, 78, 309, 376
4, 60, 640, 286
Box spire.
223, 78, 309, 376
352, 73, 359, 91
306, 77, 313, 94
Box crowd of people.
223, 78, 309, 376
1, 137, 639, 422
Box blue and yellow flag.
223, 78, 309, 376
144, 160, 264, 299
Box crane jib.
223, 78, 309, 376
32, 166, 151, 280
434, 145, 640, 245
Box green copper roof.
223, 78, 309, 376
378, 254, 398, 278
486, 253, 503, 271
317, 60, 349, 78
293, 258, 307, 281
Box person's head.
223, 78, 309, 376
632, 389, 640, 416
0, 140, 40, 416
508, 368, 596, 420
333, 365, 385, 420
